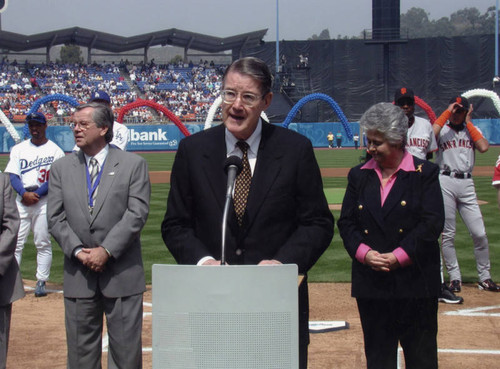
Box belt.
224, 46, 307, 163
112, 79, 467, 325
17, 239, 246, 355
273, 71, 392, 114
441, 171, 471, 179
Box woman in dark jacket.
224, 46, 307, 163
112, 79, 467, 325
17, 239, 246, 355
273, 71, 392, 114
338, 102, 444, 369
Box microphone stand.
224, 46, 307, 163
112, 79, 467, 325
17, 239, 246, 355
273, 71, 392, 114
221, 192, 231, 266
221, 156, 242, 265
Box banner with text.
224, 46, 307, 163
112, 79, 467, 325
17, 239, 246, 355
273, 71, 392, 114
0, 119, 498, 153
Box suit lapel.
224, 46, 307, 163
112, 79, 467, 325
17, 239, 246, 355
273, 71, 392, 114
72, 151, 92, 223
200, 125, 227, 212
90, 148, 118, 222
244, 123, 284, 229
362, 170, 385, 230
382, 170, 410, 218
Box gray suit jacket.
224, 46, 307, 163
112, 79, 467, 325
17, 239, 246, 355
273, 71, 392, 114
0, 173, 23, 306
47, 147, 150, 298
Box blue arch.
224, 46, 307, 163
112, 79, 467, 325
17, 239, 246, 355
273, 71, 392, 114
24, 94, 80, 139
282, 93, 353, 139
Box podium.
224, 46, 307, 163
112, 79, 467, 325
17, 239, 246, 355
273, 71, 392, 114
152, 264, 299, 369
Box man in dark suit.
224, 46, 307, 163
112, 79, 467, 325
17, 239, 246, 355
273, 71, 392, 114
0, 173, 23, 369
48, 102, 151, 369
161, 57, 334, 368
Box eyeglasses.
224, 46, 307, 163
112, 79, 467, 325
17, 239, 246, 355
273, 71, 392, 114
69, 121, 96, 131
221, 90, 264, 107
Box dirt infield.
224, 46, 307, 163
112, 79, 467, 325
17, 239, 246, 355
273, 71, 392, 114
8, 281, 500, 368
149, 166, 495, 184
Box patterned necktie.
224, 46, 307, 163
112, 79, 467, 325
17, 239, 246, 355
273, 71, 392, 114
89, 157, 99, 212
234, 141, 251, 226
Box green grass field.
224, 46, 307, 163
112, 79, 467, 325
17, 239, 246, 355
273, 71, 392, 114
2, 147, 499, 285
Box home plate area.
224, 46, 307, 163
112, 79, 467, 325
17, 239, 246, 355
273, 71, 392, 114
7, 281, 500, 368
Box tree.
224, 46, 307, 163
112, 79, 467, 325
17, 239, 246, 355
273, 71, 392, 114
170, 55, 183, 64
308, 29, 331, 41
400, 7, 431, 38
60, 44, 83, 64
451, 7, 482, 35
401, 6, 497, 38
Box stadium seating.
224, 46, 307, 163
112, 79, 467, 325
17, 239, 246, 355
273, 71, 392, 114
0, 60, 223, 123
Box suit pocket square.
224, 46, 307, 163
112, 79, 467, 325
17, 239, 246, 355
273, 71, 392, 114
108, 172, 115, 176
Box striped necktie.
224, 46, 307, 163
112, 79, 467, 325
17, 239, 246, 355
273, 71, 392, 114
233, 141, 251, 226
89, 157, 99, 213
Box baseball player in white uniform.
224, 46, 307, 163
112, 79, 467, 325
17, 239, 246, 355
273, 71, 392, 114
5, 112, 65, 297
72, 91, 129, 151
395, 87, 463, 304
433, 96, 500, 293
394, 87, 438, 160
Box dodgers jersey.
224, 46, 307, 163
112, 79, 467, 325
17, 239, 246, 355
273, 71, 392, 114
5, 139, 65, 189
406, 116, 438, 160
72, 121, 129, 151
435, 123, 480, 174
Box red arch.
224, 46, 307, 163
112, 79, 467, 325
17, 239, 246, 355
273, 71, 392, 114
414, 96, 436, 124
392, 95, 436, 124
117, 99, 191, 137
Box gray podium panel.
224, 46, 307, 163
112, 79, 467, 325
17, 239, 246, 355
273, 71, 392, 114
152, 264, 299, 369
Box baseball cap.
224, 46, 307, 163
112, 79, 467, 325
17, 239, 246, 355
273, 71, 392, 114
26, 112, 47, 124
394, 87, 415, 104
449, 96, 469, 111
89, 90, 111, 103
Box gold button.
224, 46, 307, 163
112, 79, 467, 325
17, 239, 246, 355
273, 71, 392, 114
358, 205, 363, 210
399, 229, 403, 233
401, 201, 407, 206
364, 229, 369, 234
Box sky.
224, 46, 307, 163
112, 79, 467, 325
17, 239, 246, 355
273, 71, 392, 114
0, 0, 496, 41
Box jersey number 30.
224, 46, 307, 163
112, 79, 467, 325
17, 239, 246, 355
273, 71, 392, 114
38, 169, 49, 183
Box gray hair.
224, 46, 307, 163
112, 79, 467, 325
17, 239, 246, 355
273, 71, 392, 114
360, 102, 408, 148
75, 102, 114, 143
223, 57, 273, 96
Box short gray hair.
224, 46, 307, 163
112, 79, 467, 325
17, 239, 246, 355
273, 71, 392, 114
223, 57, 273, 96
75, 102, 114, 143
360, 102, 408, 148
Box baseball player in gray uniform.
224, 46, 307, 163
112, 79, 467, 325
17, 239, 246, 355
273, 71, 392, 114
395, 87, 463, 304
433, 96, 500, 292
5, 112, 65, 297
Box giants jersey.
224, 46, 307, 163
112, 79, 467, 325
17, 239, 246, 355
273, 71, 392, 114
5, 139, 65, 189
493, 155, 500, 187
435, 123, 479, 174
406, 116, 437, 160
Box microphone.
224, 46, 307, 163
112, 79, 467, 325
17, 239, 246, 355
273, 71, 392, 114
224, 156, 243, 197
221, 156, 242, 265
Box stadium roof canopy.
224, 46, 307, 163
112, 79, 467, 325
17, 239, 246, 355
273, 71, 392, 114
0, 27, 268, 63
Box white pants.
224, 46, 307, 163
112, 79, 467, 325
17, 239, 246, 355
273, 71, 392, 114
14, 197, 52, 281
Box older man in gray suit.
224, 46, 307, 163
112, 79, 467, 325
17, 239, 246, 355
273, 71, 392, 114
48, 102, 150, 369
0, 173, 23, 369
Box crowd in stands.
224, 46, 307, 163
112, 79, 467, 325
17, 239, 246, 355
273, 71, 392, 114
0, 59, 225, 124
127, 60, 224, 122
0, 60, 43, 122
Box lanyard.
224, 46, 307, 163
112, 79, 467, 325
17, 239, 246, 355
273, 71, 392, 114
86, 159, 105, 209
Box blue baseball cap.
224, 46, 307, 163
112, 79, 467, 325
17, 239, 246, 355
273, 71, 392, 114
26, 112, 47, 124
89, 90, 111, 103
